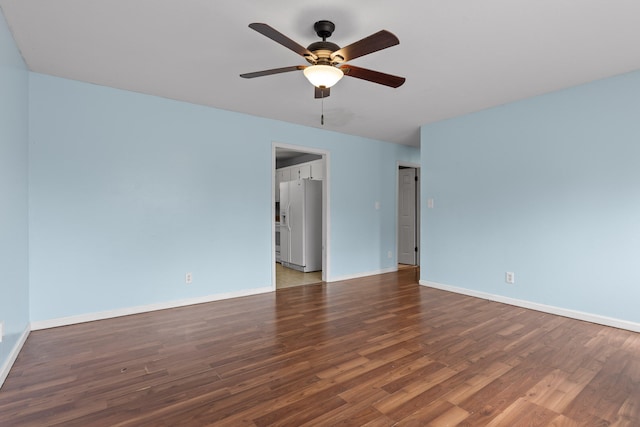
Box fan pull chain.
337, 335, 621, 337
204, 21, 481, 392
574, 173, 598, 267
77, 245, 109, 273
321, 94, 324, 125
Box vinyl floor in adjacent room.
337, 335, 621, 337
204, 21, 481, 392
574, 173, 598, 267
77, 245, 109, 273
1, 268, 640, 426
275, 262, 323, 289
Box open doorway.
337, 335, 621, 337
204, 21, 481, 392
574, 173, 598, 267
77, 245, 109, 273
273, 144, 329, 289
398, 164, 420, 267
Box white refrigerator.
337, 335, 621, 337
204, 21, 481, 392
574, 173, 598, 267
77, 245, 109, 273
279, 179, 322, 272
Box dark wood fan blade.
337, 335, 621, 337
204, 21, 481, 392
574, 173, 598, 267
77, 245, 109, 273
314, 87, 331, 98
249, 23, 317, 60
240, 65, 306, 79
340, 65, 406, 88
331, 30, 399, 63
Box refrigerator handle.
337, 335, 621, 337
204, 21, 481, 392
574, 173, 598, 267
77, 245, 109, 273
281, 204, 287, 229
286, 203, 292, 231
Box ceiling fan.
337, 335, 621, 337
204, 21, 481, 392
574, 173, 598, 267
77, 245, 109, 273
240, 20, 405, 98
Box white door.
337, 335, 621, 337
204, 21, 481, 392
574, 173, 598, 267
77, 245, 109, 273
398, 168, 417, 265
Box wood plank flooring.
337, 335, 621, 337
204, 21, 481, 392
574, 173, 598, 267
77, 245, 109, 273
1, 268, 639, 426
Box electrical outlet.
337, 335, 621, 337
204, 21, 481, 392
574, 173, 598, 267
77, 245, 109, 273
185, 272, 193, 284
505, 272, 515, 284
387, 251, 393, 259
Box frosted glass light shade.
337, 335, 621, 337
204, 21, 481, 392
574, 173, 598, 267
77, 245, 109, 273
303, 65, 344, 88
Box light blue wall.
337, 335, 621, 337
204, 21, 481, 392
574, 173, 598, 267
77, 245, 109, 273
0, 8, 30, 373
29, 73, 419, 322
421, 70, 640, 323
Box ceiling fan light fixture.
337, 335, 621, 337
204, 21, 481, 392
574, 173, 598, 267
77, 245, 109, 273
303, 65, 344, 88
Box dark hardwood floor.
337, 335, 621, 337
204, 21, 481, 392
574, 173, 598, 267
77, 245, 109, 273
1, 268, 639, 426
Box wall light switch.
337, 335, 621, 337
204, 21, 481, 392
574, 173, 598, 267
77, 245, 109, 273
375, 201, 381, 210
427, 198, 434, 209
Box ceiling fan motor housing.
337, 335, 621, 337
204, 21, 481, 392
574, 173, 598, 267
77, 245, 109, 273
305, 41, 341, 65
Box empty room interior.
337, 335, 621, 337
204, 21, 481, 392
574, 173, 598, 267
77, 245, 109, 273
1, 1, 640, 425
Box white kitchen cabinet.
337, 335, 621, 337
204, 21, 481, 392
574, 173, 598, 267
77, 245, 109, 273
275, 168, 291, 202
309, 159, 324, 180
297, 164, 311, 180
288, 164, 308, 181
279, 168, 291, 182
276, 159, 324, 200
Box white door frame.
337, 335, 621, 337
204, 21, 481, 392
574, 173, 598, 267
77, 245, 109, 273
397, 162, 420, 266
272, 142, 330, 289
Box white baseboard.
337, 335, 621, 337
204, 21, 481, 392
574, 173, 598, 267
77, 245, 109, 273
420, 280, 640, 333
329, 267, 398, 283
0, 325, 30, 389
31, 286, 273, 331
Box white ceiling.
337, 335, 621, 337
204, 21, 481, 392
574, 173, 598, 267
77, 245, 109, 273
2, 0, 639, 147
